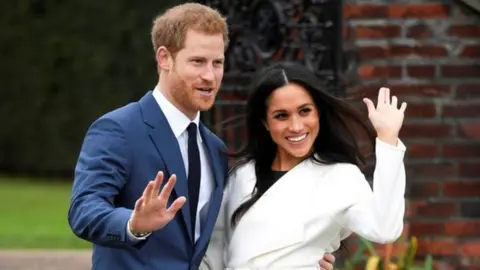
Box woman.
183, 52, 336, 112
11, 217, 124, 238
203, 62, 407, 269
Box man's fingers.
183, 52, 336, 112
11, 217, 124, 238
134, 197, 145, 212
152, 171, 164, 198
166, 196, 186, 217
143, 181, 154, 205
159, 174, 177, 204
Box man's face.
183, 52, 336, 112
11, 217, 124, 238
159, 29, 225, 119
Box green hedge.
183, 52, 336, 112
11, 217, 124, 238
0, 0, 178, 177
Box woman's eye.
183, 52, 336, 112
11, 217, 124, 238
274, 113, 287, 119
300, 108, 311, 115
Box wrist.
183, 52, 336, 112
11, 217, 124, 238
128, 219, 150, 237
377, 134, 398, 146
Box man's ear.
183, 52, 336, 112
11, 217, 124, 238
156, 46, 172, 71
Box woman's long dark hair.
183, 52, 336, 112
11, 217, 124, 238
227, 62, 376, 251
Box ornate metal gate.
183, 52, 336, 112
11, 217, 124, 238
199, 0, 344, 151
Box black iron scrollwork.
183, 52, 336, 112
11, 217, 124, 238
198, 0, 343, 92
197, 0, 343, 138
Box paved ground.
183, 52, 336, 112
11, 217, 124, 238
0, 250, 91, 270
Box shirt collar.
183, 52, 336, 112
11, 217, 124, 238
152, 86, 201, 140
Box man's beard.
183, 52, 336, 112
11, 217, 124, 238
171, 75, 194, 110
169, 68, 217, 112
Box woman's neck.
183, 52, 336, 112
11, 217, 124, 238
271, 153, 302, 171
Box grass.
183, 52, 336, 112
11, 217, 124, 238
0, 178, 92, 249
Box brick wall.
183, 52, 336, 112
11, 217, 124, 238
343, 1, 480, 269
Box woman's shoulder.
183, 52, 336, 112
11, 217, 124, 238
228, 159, 255, 177
225, 159, 255, 187
310, 159, 365, 182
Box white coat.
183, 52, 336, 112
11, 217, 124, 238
201, 138, 406, 269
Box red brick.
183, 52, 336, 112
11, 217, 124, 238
343, 25, 351, 39
443, 182, 480, 197
457, 122, 480, 138
408, 143, 439, 158
447, 25, 480, 38
443, 102, 480, 117
348, 84, 451, 99
449, 262, 480, 270
460, 202, 480, 218
460, 45, 480, 58
409, 201, 457, 217
409, 222, 444, 236
406, 45, 448, 57
432, 261, 456, 270
358, 65, 402, 79
352, 25, 401, 39
406, 163, 456, 178
359, 46, 387, 59
444, 143, 480, 158
387, 4, 450, 18
406, 24, 432, 38
445, 221, 480, 237
344, 4, 449, 19
410, 221, 480, 237
459, 162, 480, 177
461, 242, 480, 257
409, 182, 441, 197
416, 240, 458, 256
407, 65, 436, 78
405, 102, 437, 118
400, 123, 452, 138
360, 45, 448, 59
343, 4, 388, 19
456, 84, 480, 99
441, 65, 480, 77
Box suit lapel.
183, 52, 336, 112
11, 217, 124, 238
199, 124, 222, 188
139, 91, 193, 243
193, 124, 224, 257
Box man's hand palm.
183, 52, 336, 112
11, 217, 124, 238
130, 172, 186, 233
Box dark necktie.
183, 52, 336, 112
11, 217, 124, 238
187, 123, 201, 239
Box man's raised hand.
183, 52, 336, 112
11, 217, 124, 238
129, 171, 186, 234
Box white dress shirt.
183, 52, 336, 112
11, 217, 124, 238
127, 87, 214, 242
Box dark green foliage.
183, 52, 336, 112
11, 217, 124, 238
0, 0, 179, 177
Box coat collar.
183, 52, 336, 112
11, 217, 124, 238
226, 159, 321, 266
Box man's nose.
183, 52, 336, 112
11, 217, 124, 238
201, 66, 215, 81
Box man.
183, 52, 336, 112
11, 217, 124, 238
68, 3, 336, 269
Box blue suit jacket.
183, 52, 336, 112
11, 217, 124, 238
68, 91, 228, 270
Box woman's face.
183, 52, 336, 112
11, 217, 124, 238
265, 83, 320, 168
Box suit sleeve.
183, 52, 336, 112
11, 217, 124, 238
68, 116, 143, 249
341, 138, 407, 244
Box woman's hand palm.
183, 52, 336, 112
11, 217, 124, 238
363, 87, 407, 138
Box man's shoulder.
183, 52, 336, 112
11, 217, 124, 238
95, 100, 141, 127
